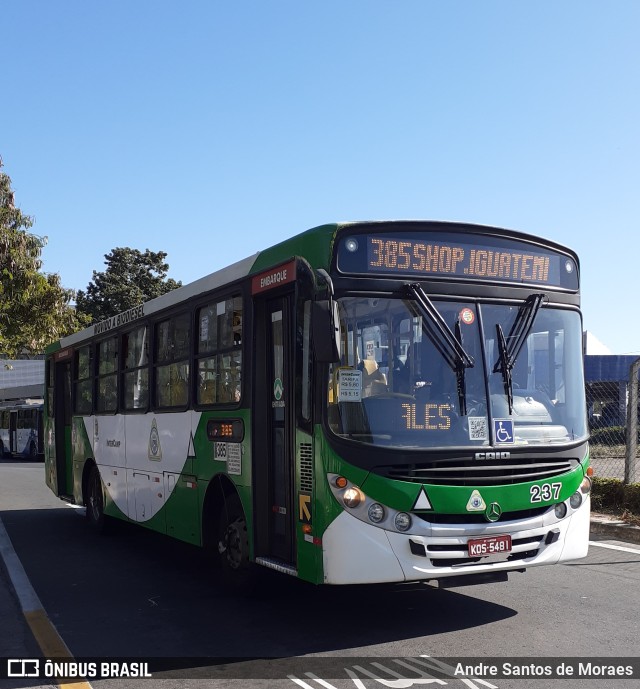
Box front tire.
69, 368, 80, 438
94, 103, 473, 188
217, 494, 255, 592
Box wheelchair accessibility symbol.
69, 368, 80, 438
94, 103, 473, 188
494, 419, 514, 444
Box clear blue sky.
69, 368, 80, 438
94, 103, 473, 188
2, 1, 639, 354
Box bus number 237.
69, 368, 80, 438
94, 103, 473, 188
530, 482, 562, 503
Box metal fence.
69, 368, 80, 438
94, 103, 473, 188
587, 357, 640, 483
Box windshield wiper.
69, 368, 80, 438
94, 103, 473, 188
493, 293, 545, 414
495, 323, 514, 414
453, 317, 469, 414
405, 283, 474, 415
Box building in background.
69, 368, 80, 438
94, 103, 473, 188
0, 357, 45, 401
583, 332, 639, 427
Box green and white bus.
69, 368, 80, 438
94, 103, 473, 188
1, 399, 44, 460
45, 221, 591, 588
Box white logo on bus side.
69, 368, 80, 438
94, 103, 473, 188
148, 419, 162, 460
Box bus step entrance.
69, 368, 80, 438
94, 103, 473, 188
255, 557, 298, 577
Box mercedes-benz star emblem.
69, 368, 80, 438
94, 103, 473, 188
485, 502, 502, 522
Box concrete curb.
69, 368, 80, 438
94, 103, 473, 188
590, 513, 640, 545
0, 517, 92, 688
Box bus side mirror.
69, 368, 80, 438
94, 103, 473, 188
312, 300, 341, 363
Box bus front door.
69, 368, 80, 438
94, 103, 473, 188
253, 291, 296, 569
53, 360, 73, 497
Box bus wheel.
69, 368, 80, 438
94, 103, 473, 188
86, 465, 107, 532
218, 495, 254, 591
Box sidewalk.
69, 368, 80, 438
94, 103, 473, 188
0, 556, 41, 659
0, 557, 55, 689
0, 517, 59, 689
590, 511, 640, 545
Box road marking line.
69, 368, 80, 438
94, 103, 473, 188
24, 609, 73, 656
589, 540, 640, 555
0, 517, 93, 689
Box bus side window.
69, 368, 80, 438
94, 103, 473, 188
123, 326, 149, 411
74, 345, 93, 415
196, 295, 243, 406
155, 312, 191, 409
97, 336, 118, 413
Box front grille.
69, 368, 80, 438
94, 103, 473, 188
376, 457, 579, 486
415, 506, 549, 524
432, 548, 540, 568
427, 535, 542, 552
426, 533, 545, 568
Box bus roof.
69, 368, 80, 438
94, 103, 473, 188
47, 220, 577, 353
47, 222, 340, 353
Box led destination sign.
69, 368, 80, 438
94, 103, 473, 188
337, 232, 578, 289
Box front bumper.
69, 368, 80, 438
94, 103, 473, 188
322, 496, 590, 585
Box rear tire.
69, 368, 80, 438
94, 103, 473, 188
86, 465, 108, 533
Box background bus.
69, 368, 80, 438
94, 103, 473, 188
0, 399, 45, 460
44, 221, 591, 589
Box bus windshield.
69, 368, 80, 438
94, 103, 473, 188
327, 295, 587, 450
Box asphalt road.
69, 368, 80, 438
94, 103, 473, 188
1, 460, 639, 689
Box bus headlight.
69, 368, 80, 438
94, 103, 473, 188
368, 503, 385, 523
395, 512, 412, 532
328, 474, 419, 535
569, 492, 583, 509
569, 475, 592, 510
342, 487, 363, 509
554, 503, 568, 519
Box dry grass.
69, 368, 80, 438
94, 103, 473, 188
621, 509, 640, 527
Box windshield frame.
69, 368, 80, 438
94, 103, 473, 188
323, 291, 588, 456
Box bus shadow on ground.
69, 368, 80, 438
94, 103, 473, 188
2, 508, 517, 659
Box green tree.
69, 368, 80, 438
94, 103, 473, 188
0, 157, 86, 357
76, 247, 182, 323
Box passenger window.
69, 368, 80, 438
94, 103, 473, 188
196, 296, 242, 405
123, 325, 149, 411
74, 346, 93, 415
155, 313, 190, 409
96, 337, 118, 413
